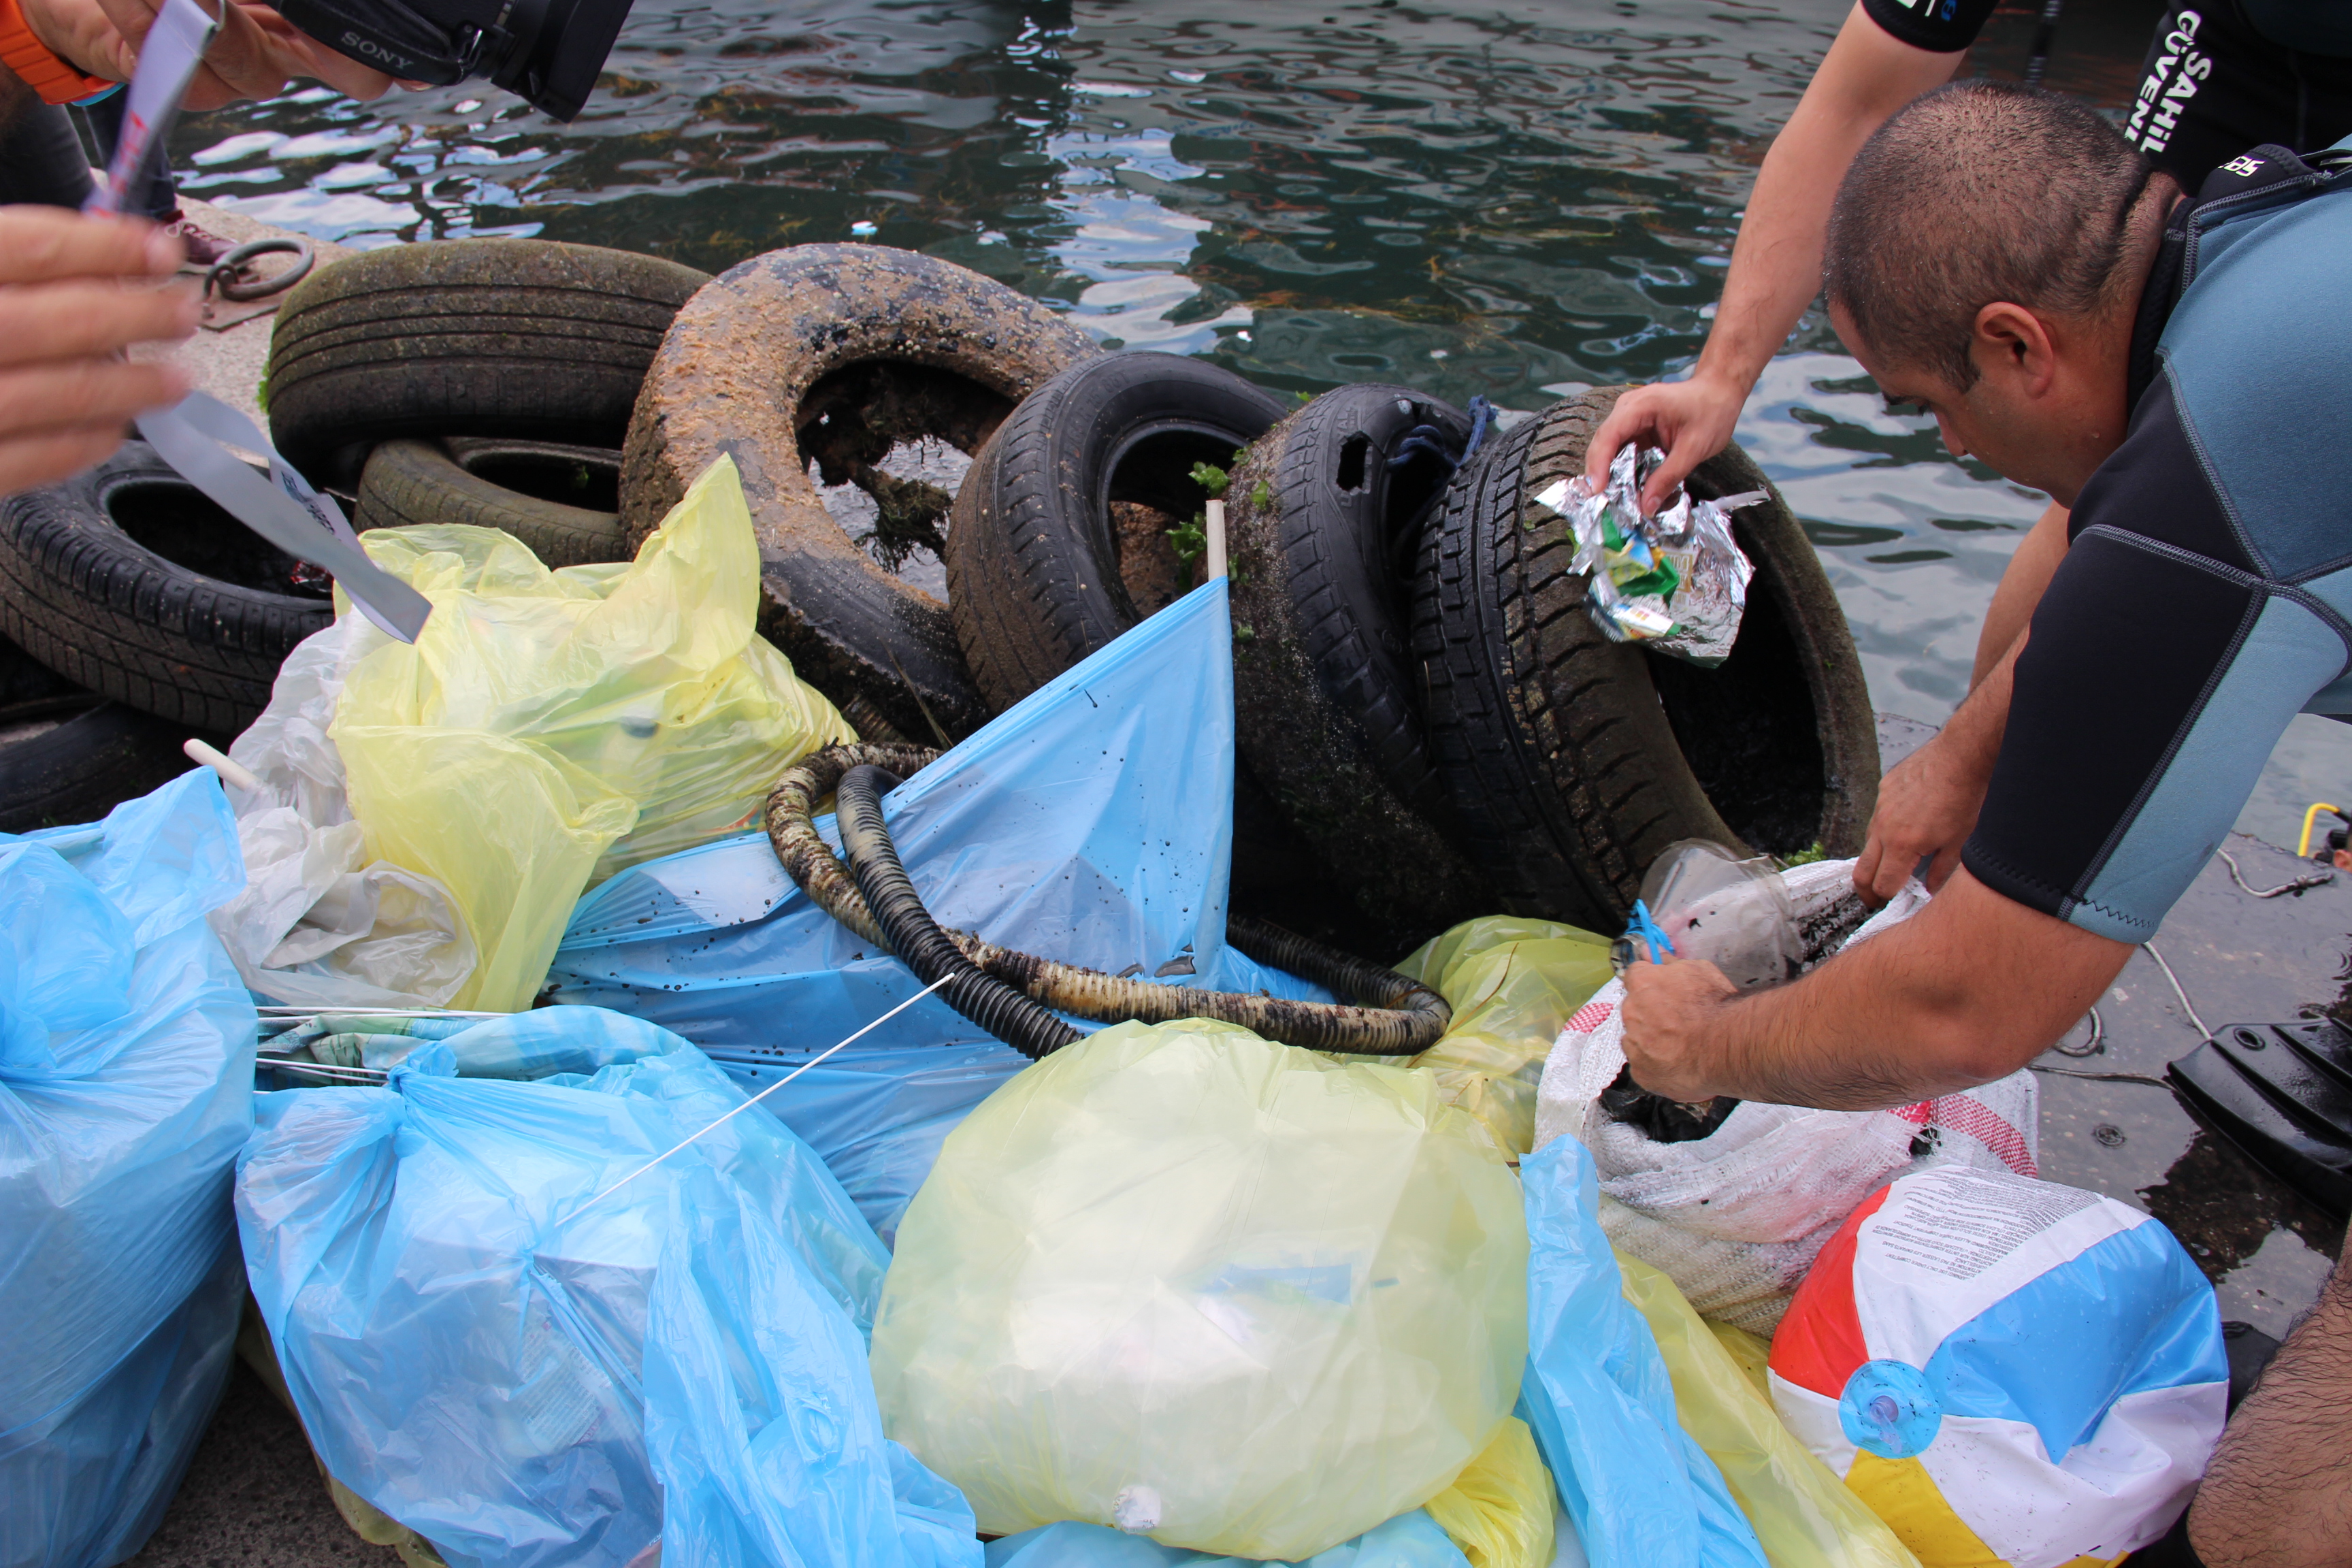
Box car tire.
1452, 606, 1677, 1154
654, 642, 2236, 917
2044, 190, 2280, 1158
623, 244, 1100, 743
0, 629, 201, 833
266, 239, 709, 485
945, 350, 1288, 708
1410, 387, 1878, 928
355, 436, 627, 567
0, 442, 335, 735
1224, 385, 1495, 939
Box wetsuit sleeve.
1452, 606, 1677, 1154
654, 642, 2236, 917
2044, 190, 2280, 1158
1858, 0, 2002, 54
1960, 380, 2351, 943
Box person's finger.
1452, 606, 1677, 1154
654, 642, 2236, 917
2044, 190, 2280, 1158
1852, 834, 1884, 905
0, 424, 138, 495
1637, 444, 1707, 514
0, 359, 190, 442
1924, 842, 1965, 894
1586, 395, 1654, 486
238, 7, 396, 98
0, 209, 180, 287
0, 282, 199, 365
1865, 837, 1920, 904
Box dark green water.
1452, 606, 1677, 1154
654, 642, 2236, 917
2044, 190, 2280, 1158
167, 0, 2349, 841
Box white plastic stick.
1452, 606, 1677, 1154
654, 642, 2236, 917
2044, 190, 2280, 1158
568, 973, 954, 1217
184, 737, 261, 793
1205, 499, 1228, 581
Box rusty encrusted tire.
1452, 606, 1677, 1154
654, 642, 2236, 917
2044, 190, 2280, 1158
266, 240, 709, 485
1409, 387, 1878, 928
355, 437, 627, 568
1224, 385, 1494, 942
621, 244, 1100, 744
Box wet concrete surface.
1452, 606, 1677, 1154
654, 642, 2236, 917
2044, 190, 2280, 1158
1881, 711, 2350, 1337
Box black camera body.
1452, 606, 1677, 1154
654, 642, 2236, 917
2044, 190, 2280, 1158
267, 0, 634, 120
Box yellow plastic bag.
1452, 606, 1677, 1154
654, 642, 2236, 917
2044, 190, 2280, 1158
872, 1019, 1529, 1562
1616, 1252, 1921, 1568
1392, 916, 1616, 1154
331, 457, 853, 1009
1422, 1416, 1557, 1568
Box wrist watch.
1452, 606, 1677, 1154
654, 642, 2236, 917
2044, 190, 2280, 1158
0, 0, 116, 105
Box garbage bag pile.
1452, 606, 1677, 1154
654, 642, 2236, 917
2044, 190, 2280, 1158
0, 235, 2231, 1568
236, 1005, 979, 1568
0, 770, 255, 1568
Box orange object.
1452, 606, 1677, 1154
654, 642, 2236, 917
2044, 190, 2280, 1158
0, 0, 114, 105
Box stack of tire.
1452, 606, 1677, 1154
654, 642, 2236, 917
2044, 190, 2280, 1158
0, 231, 1877, 952
940, 354, 1880, 951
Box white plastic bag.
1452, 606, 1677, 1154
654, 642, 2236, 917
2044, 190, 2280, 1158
1532, 860, 2038, 1335
209, 617, 477, 1008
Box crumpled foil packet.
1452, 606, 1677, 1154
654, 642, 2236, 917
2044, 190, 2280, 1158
1529, 443, 1767, 666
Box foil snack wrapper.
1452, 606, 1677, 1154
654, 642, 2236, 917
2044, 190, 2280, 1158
1530, 443, 1763, 666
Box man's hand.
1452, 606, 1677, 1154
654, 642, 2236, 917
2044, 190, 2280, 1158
1851, 732, 1991, 904
1619, 953, 1742, 1102
1586, 371, 1748, 514
18, 0, 394, 107
0, 208, 195, 496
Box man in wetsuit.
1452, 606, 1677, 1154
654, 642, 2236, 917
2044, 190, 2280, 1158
1616, 78, 2349, 1564
1590, 1, 2352, 520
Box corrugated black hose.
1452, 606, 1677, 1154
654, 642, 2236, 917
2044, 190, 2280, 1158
774, 744, 1451, 1058
833, 763, 1084, 1059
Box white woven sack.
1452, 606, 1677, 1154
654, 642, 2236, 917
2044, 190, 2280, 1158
1532, 859, 2038, 1335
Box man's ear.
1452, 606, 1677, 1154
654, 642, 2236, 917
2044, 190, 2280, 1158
1970, 302, 2059, 395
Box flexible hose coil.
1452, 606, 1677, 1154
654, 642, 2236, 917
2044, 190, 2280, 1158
835, 764, 1083, 1059
764, 744, 1452, 1058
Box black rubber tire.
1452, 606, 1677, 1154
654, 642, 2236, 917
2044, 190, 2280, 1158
624, 244, 1101, 744
942, 351, 1362, 937
355, 436, 627, 567
267, 240, 710, 486
1410, 387, 1878, 928
0, 629, 202, 834
1224, 385, 1494, 943
945, 350, 1288, 708
0, 442, 335, 735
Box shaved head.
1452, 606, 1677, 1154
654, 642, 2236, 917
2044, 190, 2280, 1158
1825, 80, 2158, 389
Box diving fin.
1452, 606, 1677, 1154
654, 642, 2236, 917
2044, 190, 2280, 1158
2169, 1016, 2352, 1218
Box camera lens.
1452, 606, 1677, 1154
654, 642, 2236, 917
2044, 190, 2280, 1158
491, 0, 635, 121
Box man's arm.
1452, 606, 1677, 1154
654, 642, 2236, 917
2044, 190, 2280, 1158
2187, 1241, 2352, 1568
13, 0, 394, 108
1588, 4, 1963, 510
1972, 501, 2070, 688
1619, 866, 2130, 1108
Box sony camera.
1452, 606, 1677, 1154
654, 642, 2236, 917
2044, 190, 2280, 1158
267, 0, 634, 120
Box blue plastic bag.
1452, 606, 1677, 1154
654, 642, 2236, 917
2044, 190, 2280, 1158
549, 581, 1324, 1241
717, 1043, 1028, 1245
549, 579, 1324, 1053
1516, 1138, 1767, 1568
237, 1007, 979, 1568
0, 770, 255, 1568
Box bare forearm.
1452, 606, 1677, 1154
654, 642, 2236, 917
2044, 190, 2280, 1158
1622, 868, 2129, 1110
2191, 1247, 2352, 1567
1971, 502, 2070, 688
1693, 6, 1963, 392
